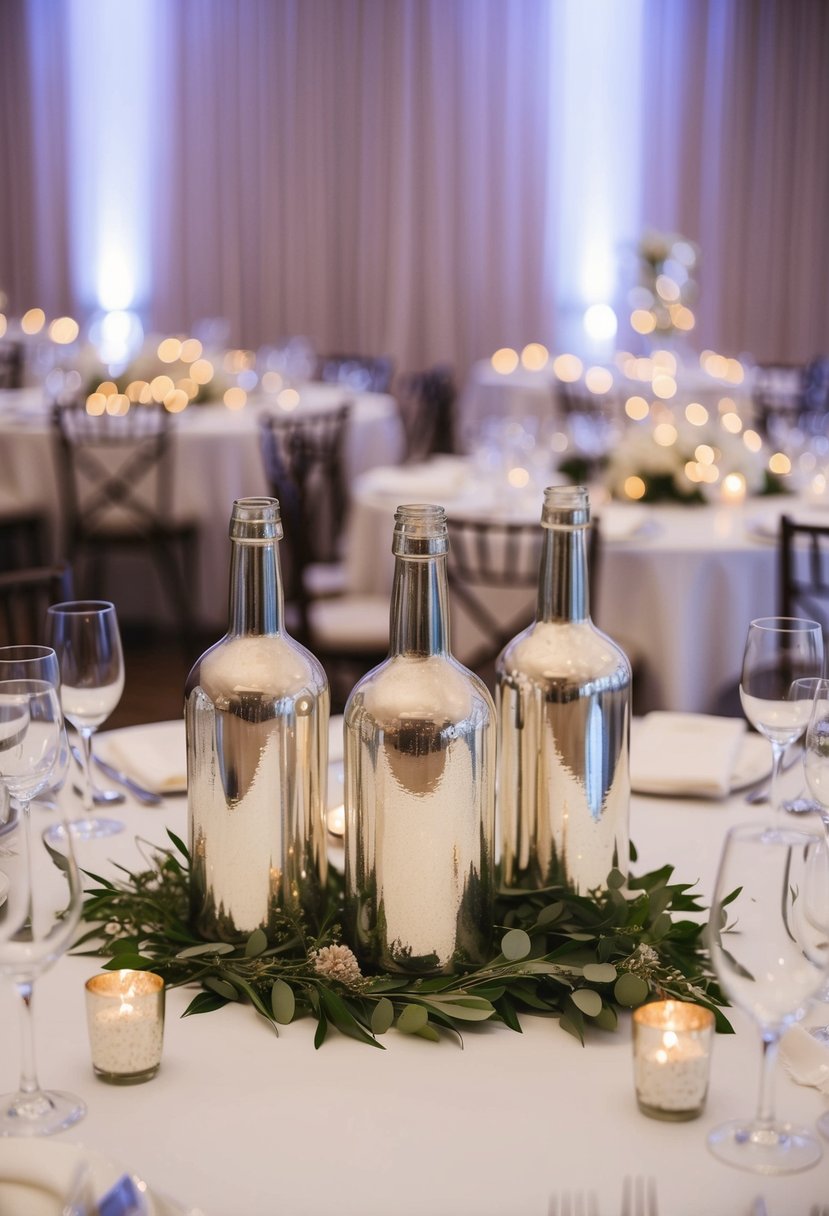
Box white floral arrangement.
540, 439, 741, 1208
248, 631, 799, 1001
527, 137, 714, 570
603, 419, 782, 504
632, 228, 699, 339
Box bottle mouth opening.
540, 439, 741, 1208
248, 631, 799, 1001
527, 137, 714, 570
392, 503, 448, 556
541, 485, 590, 529
229, 496, 283, 541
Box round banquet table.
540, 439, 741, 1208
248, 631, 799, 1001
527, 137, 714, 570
2, 723, 827, 1216
343, 458, 826, 715
0, 386, 404, 630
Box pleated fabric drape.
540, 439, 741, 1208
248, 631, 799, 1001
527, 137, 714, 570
0, 0, 827, 378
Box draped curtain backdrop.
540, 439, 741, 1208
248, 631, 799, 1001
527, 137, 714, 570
0, 0, 827, 379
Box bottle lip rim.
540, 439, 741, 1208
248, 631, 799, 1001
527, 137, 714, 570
392, 502, 449, 555
229, 496, 283, 540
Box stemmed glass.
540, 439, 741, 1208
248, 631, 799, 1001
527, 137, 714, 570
800, 680, 829, 1070
707, 822, 829, 1173
739, 617, 824, 812
0, 646, 69, 824
0, 679, 86, 1134
46, 600, 125, 839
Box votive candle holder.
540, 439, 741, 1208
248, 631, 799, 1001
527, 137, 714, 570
632, 999, 714, 1121
85, 970, 165, 1084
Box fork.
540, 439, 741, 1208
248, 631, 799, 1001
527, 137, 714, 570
620, 1175, 658, 1216
548, 1192, 600, 1216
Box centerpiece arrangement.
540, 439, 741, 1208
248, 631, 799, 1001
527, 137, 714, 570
77, 832, 729, 1048
77, 491, 730, 1050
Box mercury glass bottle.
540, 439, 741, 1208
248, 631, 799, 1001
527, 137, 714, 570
496, 486, 630, 893
344, 504, 495, 975
186, 497, 329, 942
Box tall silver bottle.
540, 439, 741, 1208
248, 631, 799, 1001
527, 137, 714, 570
186, 497, 329, 941
496, 486, 630, 893
344, 504, 495, 974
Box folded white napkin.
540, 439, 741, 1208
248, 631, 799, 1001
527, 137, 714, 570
102, 717, 346, 796
630, 712, 747, 799
780, 1022, 829, 1094
100, 720, 187, 795
366, 457, 470, 501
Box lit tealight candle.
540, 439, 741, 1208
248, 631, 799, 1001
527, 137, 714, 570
632, 1000, 714, 1120
720, 471, 747, 505
327, 804, 345, 838
85, 970, 165, 1084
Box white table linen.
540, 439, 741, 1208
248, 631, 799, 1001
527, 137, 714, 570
0, 386, 404, 629
343, 458, 806, 713
3, 729, 827, 1216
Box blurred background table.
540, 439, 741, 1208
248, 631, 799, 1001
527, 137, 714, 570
343, 457, 817, 714
0, 386, 404, 630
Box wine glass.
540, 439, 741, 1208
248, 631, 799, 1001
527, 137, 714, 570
0, 803, 86, 1135
46, 600, 125, 839
0, 680, 85, 1134
707, 822, 829, 1173
0, 646, 70, 813
800, 680, 829, 1064
739, 617, 824, 812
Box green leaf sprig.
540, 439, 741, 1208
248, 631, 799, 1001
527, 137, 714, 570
75, 831, 731, 1048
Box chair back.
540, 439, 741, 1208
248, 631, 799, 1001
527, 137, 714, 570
397, 365, 457, 462
53, 403, 177, 548
779, 515, 829, 641
0, 563, 74, 646
315, 354, 395, 395
0, 340, 23, 390
446, 515, 602, 681
258, 405, 352, 638
0, 513, 48, 571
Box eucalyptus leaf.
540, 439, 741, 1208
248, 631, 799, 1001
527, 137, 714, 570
613, 973, 650, 1007
606, 868, 626, 890
371, 998, 395, 1035
176, 942, 236, 959
396, 1003, 429, 1034
271, 979, 296, 1024
582, 963, 617, 984
205, 976, 238, 1001
570, 988, 602, 1018
592, 1004, 618, 1032
501, 928, 532, 961
245, 928, 268, 958
536, 901, 565, 926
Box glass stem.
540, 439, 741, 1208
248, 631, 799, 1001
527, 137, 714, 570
77, 727, 95, 816
756, 1029, 779, 1128
15, 979, 40, 1097
769, 740, 785, 812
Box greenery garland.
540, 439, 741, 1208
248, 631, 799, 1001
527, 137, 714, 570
75, 832, 731, 1049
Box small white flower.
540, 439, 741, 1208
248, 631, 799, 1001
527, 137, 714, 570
310, 944, 363, 987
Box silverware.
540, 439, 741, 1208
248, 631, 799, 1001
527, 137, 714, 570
744, 744, 802, 804
548, 1192, 599, 1216
621, 1176, 658, 1216
71, 744, 162, 807
69, 743, 126, 805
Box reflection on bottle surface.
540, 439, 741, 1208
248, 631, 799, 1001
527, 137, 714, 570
345, 505, 495, 975
186, 498, 329, 942
497, 487, 630, 894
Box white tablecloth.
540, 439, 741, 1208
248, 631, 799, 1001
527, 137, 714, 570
343, 459, 821, 713
0, 387, 404, 628
3, 730, 827, 1216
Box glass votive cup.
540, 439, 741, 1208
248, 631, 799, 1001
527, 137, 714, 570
632, 999, 714, 1121
85, 970, 165, 1085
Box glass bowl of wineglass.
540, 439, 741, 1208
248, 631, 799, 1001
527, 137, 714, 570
707, 821, 829, 1173
739, 617, 824, 813
46, 600, 125, 839
0, 678, 85, 1135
